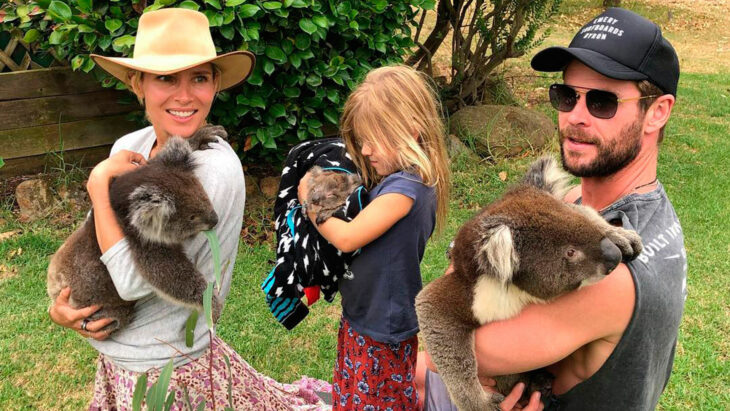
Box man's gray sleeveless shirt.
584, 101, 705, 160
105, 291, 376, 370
547, 183, 687, 410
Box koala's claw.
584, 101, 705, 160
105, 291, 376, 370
188, 125, 228, 151
606, 227, 643, 261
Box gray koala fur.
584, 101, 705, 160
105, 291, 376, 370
305, 166, 362, 224
415, 156, 643, 411
47, 125, 227, 333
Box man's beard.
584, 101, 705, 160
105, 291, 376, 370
559, 119, 643, 178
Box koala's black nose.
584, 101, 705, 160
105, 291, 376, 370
208, 211, 219, 228
601, 237, 621, 273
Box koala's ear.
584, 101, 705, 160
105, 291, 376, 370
128, 185, 175, 234
476, 222, 519, 284
522, 156, 571, 199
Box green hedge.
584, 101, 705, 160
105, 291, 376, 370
1, 0, 432, 161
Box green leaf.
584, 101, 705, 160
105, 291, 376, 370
226, 0, 245, 6
246, 27, 259, 40
349, 20, 359, 30
82, 58, 95, 72
178, 0, 200, 10
249, 95, 266, 108
77, 0, 92, 13
48, 30, 65, 45
195, 401, 206, 411
238, 4, 260, 18
83, 32, 97, 47
323, 107, 339, 125
263, 59, 274, 75
205, 0, 222, 9
23, 29, 41, 43
98, 35, 112, 50
105, 18, 122, 33
71, 55, 84, 71
290, 0, 307, 7
155, 360, 174, 409
262, 1, 281, 10
247, 69, 263, 86
203, 10, 224, 26
294, 33, 310, 50
265, 45, 286, 62
165, 391, 175, 409
48, 1, 73, 21
326, 89, 339, 103
185, 310, 198, 348
132, 373, 148, 411
112, 34, 135, 50
306, 74, 322, 87
270, 103, 286, 118
283, 87, 300, 98
220, 25, 234, 40
203, 230, 222, 289
421, 0, 436, 10
298, 18, 317, 34
312, 15, 328, 28
371, 0, 387, 12
203, 282, 215, 328
289, 53, 302, 68
78, 24, 95, 33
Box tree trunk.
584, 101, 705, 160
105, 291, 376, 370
406, 0, 461, 69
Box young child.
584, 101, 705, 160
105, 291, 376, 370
297, 65, 450, 410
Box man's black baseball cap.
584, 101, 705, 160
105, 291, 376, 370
531, 8, 679, 96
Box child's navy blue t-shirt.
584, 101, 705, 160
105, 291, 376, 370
339, 170, 437, 344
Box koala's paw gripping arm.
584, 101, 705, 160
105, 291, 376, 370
188, 124, 228, 151
605, 226, 643, 261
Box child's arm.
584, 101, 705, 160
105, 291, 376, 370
298, 173, 413, 252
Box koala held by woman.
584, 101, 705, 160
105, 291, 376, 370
47, 125, 227, 333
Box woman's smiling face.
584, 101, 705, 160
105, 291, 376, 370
138, 63, 217, 140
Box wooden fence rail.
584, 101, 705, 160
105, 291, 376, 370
0, 67, 140, 177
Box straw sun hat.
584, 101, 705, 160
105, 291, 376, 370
91, 8, 255, 91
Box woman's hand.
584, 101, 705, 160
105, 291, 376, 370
87, 150, 147, 198
49, 287, 115, 341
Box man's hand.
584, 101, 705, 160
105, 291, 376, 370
500, 382, 543, 411
49, 287, 114, 341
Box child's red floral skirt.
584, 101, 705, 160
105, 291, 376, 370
333, 317, 419, 410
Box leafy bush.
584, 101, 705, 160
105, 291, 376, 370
1, 0, 431, 162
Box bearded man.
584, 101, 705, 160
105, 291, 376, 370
417, 7, 687, 411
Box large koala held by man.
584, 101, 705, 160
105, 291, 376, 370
415, 157, 643, 411
47, 125, 227, 333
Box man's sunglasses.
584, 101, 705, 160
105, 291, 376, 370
549, 83, 658, 119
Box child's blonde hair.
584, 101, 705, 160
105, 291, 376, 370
341, 65, 450, 232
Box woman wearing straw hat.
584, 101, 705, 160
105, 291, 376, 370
48, 8, 330, 409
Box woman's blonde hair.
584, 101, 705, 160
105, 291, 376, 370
127, 63, 223, 104
341, 65, 450, 232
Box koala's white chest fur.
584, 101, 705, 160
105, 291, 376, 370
471, 276, 545, 324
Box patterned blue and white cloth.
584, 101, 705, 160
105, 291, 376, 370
261, 138, 368, 329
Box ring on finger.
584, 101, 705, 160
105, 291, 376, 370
81, 318, 90, 332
